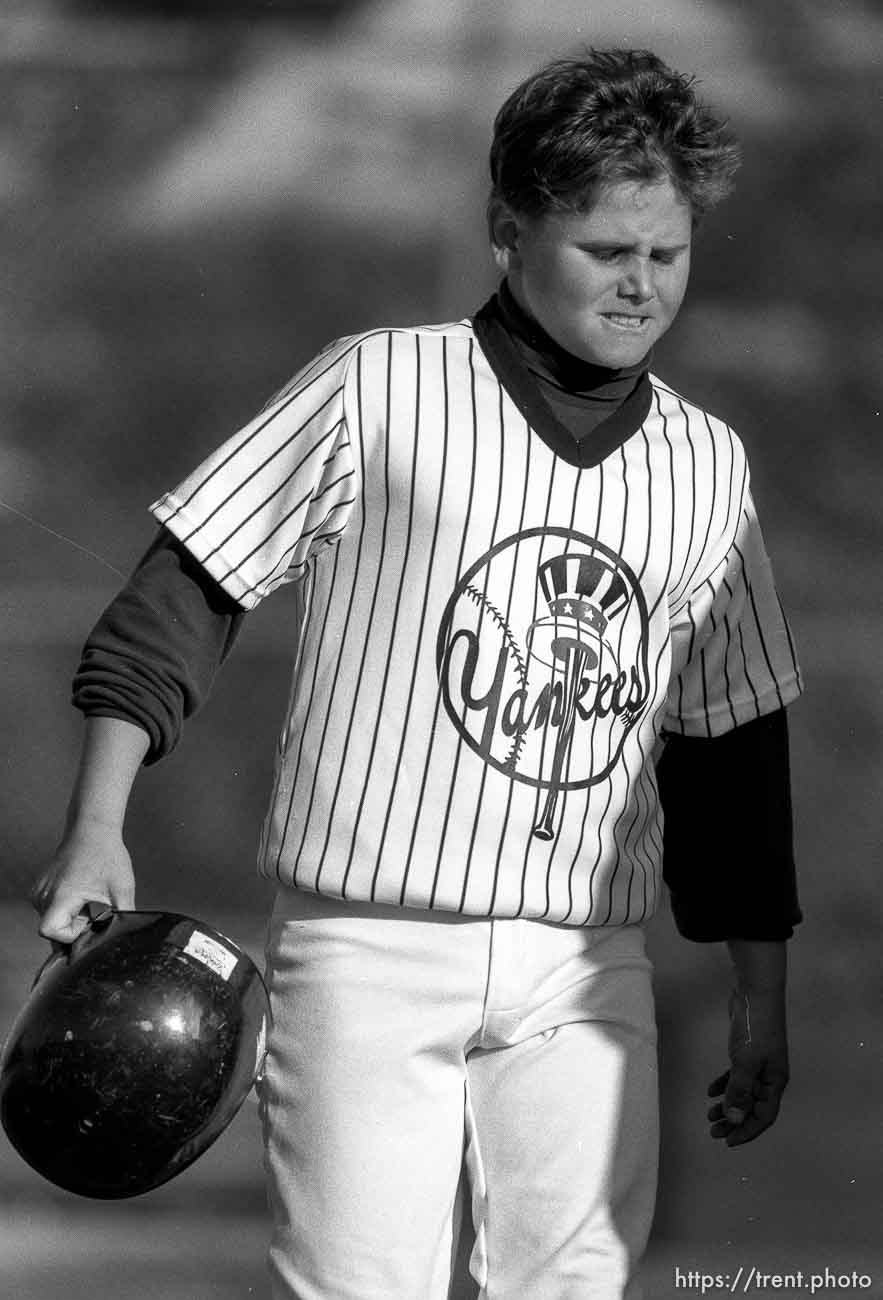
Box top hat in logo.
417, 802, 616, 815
526, 552, 629, 674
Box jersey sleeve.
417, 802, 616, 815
150, 339, 360, 610
664, 473, 803, 738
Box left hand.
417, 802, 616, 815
707, 985, 789, 1147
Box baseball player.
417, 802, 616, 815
33, 49, 802, 1299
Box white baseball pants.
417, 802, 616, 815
258, 888, 658, 1299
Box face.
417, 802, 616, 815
492, 177, 693, 368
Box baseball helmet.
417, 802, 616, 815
0, 909, 269, 1199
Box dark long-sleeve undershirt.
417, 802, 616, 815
72, 528, 244, 764
657, 711, 801, 940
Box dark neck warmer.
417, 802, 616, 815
497, 278, 651, 435
471, 285, 655, 469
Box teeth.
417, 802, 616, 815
606, 314, 645, 328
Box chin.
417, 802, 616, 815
580, 340, 646, 369
554, 322, 648, 369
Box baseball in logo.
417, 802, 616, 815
437, 528, 650, 841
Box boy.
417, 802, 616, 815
33, 49, 802, 1299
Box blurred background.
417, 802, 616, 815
1, 0, 880, 1296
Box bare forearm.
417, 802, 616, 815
707, 938, 790, 1146
726, 938, 787, 993
65, 716, 150, 835
31, 717, 149, 942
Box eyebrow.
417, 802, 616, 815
578, 240, 690, 253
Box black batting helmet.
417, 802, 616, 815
0, 909, 269, 1199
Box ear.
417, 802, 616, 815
488, 199, 521, 275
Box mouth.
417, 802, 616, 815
601, 313, 650, 332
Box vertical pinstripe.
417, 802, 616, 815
371, 334, 425, 898
150, 320, 802, 928
427, 340, 481, 910
391, 333, 452, 905
485, 389, 530, 917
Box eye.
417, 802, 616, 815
651, 250, 681, 265
590, 249, 622, 264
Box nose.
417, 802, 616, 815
618, 256, 654, 303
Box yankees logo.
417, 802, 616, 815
436, 528, 650, 840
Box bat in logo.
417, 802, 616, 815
526, 552, 630, 841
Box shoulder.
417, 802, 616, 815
648, 371, 748, 466
327, 320, 480, 414
340, 317, 481, 369
334, 317, 474, 362
258, 318, 472, 415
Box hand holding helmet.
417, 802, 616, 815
1, 908, 269, 1199
31, 819, 135, 945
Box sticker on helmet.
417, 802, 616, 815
183, 930, 238, 981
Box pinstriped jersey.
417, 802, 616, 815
150, 315, 802, 927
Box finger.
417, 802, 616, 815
710, 1110, 760, 1142
725, 1113, 774, 1146
720, 1083, 786, 1146
723, 1065, 756, 1124
751, 1096, 782, 1130
707, 1070, 730, 1098
38, 909, 92, 946
709, 1108, 759, 1139
38, 896, 109, 945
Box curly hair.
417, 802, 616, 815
489, 49, 741, 223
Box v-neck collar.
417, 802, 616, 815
472, 293, 653, 469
